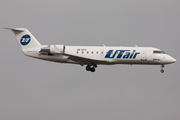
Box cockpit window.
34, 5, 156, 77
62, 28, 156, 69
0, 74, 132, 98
153, 51, 166, 54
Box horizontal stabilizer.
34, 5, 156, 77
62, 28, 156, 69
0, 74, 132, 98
5, 27, 41, 48
4, 27, 24, 32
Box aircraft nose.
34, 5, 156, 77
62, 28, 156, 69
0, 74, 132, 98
169, 57, 177, 63
172, 58, 177, 63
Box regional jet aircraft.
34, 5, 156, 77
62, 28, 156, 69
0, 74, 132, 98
5, 28, 176, 73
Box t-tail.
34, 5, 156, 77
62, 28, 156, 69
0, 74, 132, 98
4, 27, 42, 49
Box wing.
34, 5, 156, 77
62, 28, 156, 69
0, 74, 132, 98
66, 54, 107, 66
39, 45, 108, 66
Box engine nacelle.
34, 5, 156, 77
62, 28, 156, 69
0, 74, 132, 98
50, 45, 65, 54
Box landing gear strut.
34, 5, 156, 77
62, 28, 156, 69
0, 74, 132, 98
160, 65, 165, 73
86, 63, 97, 72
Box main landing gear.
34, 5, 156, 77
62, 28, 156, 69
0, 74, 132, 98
160, 64, 165, 73
86, 63, 97, 72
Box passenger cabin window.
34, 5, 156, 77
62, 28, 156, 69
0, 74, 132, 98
153, 51, 166, 54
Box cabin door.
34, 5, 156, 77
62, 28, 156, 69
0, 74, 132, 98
141, 50, 147, 61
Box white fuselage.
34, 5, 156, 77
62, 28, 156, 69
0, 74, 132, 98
6, 27, 176, 73
22, 45, 176, 65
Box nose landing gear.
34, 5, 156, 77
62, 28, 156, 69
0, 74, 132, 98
160, 65, 165, 73
86, 63, 97, 72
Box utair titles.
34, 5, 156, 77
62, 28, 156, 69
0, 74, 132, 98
105, 50, 140, 59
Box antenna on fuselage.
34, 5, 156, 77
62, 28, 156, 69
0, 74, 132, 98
135, 45, 138, 47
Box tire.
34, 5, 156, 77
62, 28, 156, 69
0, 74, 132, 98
86, 66, 90, 71
90, 67, 95, 72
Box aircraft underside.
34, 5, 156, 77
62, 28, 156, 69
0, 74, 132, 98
29, 53, 166, 73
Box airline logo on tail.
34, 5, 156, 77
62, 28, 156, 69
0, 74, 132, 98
20, 35, 31, 45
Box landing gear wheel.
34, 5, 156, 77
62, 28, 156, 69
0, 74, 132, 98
85, 63, 97, 72
86, 66, 91, 71
90, 67, 95, 72
160, 65, 165, 73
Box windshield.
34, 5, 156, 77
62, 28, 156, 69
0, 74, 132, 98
153, 51, 166, 54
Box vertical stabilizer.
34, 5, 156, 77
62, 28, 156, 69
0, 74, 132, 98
4, 28, 41, 49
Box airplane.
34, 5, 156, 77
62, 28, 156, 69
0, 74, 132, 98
5, 27, 176, 73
